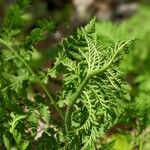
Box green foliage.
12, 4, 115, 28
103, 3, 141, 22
9, 113, 29, 150
96, 5, 150, 148
49, 18, 133, 149
3, 134, 10, 150
25, 19, 55, 49
100, 141, 115, 150
1, 0, 31, 40
0, 1, 150, 150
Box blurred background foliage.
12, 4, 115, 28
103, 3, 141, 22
0, 0, 150, 149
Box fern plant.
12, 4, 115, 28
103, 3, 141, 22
0, 1, 134, 149
50, 19, 133, 149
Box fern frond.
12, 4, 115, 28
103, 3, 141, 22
49, 18, 134, 148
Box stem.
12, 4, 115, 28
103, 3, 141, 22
65, 75, 90, 132
1, 76, 28, 92
0, 38, 64, 120
40, 82, 64, 120
0, 39, 34, 74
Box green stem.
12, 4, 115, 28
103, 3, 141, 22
0, 39, 34, 74
1, 76, 28, 92
65, 75, 90, 132
0, 38, 64, 120
40, 82, 64, 120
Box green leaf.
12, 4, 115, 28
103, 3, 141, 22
3, 134, 11, 150
2, 4, 23, 39
21, 141, 29, 150
25, 19, 55, 48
